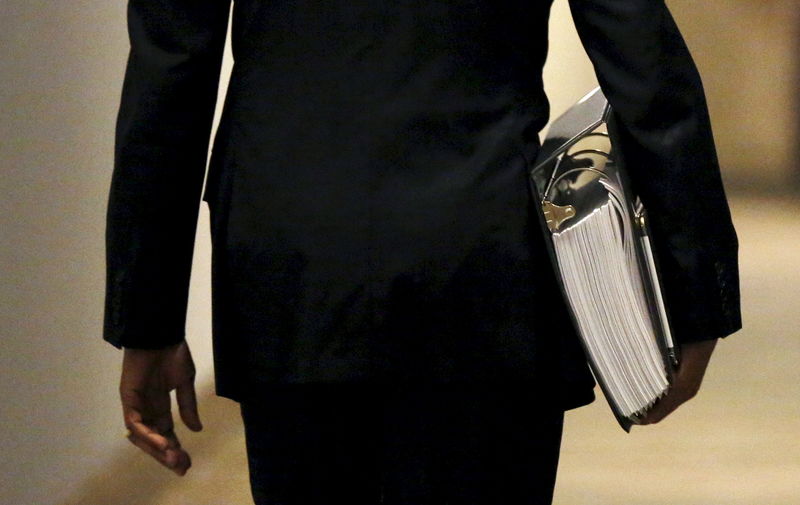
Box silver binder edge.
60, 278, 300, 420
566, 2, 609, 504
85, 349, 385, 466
636, 210, 679, 367
530, 87, 611, 176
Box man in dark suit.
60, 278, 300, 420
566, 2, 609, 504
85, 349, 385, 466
105, 0, 741, 502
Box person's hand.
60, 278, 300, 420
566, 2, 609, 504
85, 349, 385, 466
639, 338, 718, 425
120, 340, 203, 476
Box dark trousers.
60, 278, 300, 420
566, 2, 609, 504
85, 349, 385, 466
240, 382, 564, 505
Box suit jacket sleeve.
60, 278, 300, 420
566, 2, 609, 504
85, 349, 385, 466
103, 0, 231, 349
567, 0, 742, 344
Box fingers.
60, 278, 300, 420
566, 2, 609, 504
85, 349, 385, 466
126, 430, 192, 476
162, 428, 192, 475
176, 379, 203, 432
126, 417, 171, 452
118, 340, 201, 475
121, 385, 186, 468
121, 390, 170, 452
639, 394, 680, 425
146, 383, 176, 436
122, 389, 192, 476
638, 339, 719, 426
639, 373, 699, 425
639, 379, 690, 425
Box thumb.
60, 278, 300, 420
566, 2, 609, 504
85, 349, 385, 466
176, 378, 203, 432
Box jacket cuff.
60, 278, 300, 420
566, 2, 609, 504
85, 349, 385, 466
654, 236, 742, 345
103, 320, 187, 350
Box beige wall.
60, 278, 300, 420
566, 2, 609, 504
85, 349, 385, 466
671, 0, 799, 188
0, 1, 794, 504
542, 0, 599, 121
0, 2, 228, 504
543, 0, 800, 188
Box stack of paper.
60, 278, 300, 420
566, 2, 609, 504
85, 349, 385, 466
551, 195, 669, 418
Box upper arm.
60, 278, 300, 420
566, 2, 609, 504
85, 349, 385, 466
118, 0, 231, 156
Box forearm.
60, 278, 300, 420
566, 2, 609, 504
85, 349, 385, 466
567, 0, 742, 343
104, 0, 231, 349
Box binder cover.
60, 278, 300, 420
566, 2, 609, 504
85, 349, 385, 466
529, 88, 679, 431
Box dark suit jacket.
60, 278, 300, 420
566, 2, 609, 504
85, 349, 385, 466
103, 0, 741, 409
